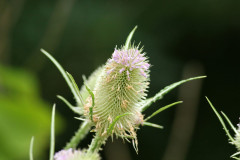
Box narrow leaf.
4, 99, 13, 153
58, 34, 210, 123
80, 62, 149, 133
29, 136, 34, 160
141, 76, 206, 112
145, 101, 183, 122
125, 26, 138, 50
49, 104, 56, 160
57, 95, 81, 114
41, 49, 80, 104
143, 122, 164, 129
107, 113, 133, 135
206, 97, 235, 142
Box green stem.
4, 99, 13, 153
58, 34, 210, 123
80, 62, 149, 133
87, 133, 107, 153
65, 121, 92, 149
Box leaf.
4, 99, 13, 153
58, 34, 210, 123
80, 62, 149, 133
41, 49, 80, 104
206, 96, 234, 142
141, 76, 206, 112
144, 101, 183, 121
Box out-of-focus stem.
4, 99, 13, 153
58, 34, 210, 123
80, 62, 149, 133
162, 61, 205, 160
65, 121, 92, 149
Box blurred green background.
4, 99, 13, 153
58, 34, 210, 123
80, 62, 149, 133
0, 0, 240, 160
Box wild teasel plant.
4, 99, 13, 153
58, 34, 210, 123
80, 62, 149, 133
30, 26, 206, 160
206, 97, 240, 160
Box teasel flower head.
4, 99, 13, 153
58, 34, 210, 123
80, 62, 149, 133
54, 148, 100, 160
83, 41, 150, 150
83, 27, 150, 151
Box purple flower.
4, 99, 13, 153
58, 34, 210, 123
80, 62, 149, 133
107, 47, 150, 79
54, 149, 81, 160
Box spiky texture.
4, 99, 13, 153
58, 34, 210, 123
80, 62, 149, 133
235, 122, 240, 151
54, 148, 100, 160
79, 66, 104, 107
85, 46, 150, 145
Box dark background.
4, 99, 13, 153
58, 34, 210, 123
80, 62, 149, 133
0, 0, 240, 159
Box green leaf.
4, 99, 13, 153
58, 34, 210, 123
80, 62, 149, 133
107, 113, 133, 135
49, 104, 56, 160
141, 76, 206, 112
41, 49, 80, 104
206, 96, 235, 142
29, 137, 34, 160
144, 101, 183, 121
124, 26, 138, 50
143, 122, 164, 129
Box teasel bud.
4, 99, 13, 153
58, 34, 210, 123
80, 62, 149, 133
86, 43, 150, 148
54, 148, 100, 160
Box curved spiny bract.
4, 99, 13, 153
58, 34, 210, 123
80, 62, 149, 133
89, 46, 150, 142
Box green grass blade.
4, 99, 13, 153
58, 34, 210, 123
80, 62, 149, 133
143, 122, 164, 129
144, 101, 183, 121
29, 136, 34, 160
41, 49, 80, 104
107, 113, 133, 135
141, 76, 206, 112
221, 111, 239, 136
124, 26, 137, 50
206, 96, 235, 142
49, 104, 56, 160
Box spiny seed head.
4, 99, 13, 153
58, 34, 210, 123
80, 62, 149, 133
54, 148, 100, 160
87, 45, 150, 144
